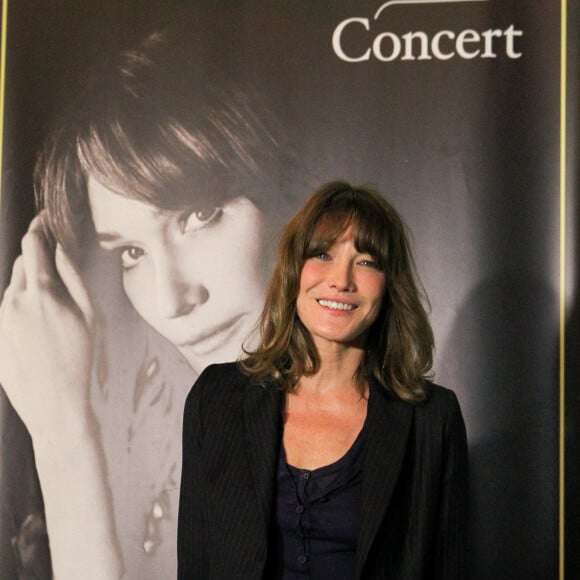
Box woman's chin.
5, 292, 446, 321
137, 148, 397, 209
178, 342, 243, 374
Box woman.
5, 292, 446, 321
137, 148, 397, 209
0, 31, 295, 579
178, 182, 469, 579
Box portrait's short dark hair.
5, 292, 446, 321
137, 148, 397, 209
35, 30, 289, 252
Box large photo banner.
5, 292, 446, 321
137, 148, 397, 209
0, 1, 570, 578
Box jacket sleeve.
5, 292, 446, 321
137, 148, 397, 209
435, 391, 470, 579
177, 371, 209, 579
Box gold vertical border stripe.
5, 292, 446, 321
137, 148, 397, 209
0, 0, 7, 210
559, 0, 567, 579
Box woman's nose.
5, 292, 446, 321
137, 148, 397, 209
154, 263, 209, 319
328, 260, 355, 291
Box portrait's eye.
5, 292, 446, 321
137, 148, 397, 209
120, 246, 145, 270
180, 206, 223, 233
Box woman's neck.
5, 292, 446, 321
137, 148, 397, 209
286, 343, 369, 470
298, 342, 366, 398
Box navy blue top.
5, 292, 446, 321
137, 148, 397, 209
271, 423, 367, 580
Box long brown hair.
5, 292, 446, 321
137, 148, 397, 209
241, 181, 434, 403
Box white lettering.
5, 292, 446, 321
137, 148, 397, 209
431, 30, 455, 61
504, 24, 523, 59
481, 28, 502, 58
401, 31, 432, 61
332, 18, 371, 62
373, 32, 402, 61
331, 12, 524, 63
456, 29, 481, 59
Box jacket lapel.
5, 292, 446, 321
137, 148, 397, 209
243, 379, 283, 527
356, 380, 414, 577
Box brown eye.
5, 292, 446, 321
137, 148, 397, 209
120, 246, 146, 270
181, 207, 223, 233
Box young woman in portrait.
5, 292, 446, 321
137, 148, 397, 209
0, 31, 297, 579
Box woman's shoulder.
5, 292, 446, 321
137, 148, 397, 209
182, 363, 246, 423
424, 381, 460, 404
189, 361, 248, 394
419, 381, 463, 411
372, 377, 461, 410
183, 362, 281, 437
415, 381, 467, 435
185, 361, 268, 406
196, 361, 247, 384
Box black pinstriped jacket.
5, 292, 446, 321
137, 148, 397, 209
178, 362, 469, 579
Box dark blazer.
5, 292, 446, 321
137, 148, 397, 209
178, 363, 469, 579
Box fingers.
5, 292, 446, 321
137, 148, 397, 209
14, 215, 93, 326
10, 255, 26, 292
55, 243, 94, 326
21, 215, 58, 291
4, 214, 94, 327
2, 255, 26, 298
0, 257, 25, 317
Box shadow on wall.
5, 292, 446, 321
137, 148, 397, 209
439, 270, 559, 579
565, 163, 579, 574
565, 260, 579, 576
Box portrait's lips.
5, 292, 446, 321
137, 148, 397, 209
177, 312, 249, 356
316, 298, 357, 312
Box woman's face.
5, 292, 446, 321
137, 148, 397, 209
296, 230, 386, 352
87, 177, 267, 371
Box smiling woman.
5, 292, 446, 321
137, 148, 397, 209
0, 29, 293, 579
179, 182, 469, 579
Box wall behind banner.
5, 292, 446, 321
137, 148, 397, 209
0, 1, 564, 578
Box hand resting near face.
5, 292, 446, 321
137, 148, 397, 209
0, 213, 124, 579
0, 213, 95, 435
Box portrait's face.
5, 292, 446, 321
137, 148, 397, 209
88, 177, 266, 371
296, 230, 386, 351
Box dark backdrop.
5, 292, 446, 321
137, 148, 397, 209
1, 1, 571, 578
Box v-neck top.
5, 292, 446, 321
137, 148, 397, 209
270, 422, 367, 579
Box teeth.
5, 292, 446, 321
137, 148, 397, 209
317, 299, 355, 311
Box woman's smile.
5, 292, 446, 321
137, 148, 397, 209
316, 298, 357, 312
